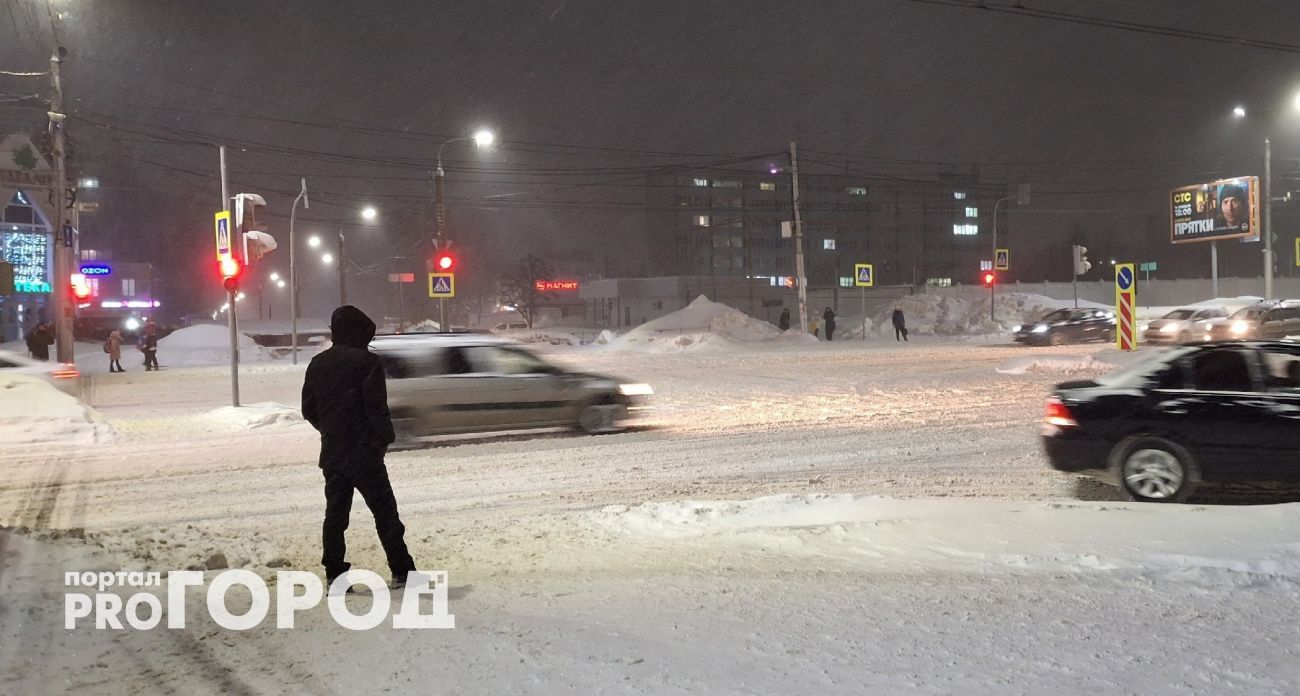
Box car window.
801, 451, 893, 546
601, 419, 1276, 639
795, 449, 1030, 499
1164, 309, 1194, 320
1192, 309, 1225, 319
1095, 347, 1195, 388
1230, 307, 1265, 320
1189, 349, 1254, 392
447, 347, 489, 375
1260, 349, 1300, 393
1041, 309, 1070, 323
1068, 310, 1091, 321
474, 346, 556, 375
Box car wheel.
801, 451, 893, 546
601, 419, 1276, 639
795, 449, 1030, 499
576, 401, 618, 434
1048, 332, 1066, 346
1105, 328, 1116, 342
1110, 435, 1198, 503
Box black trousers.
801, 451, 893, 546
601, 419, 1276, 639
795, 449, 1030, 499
895, 326, 908, 341
322, 463, 415, 580
825, 324, 835, 341
143, 349, 159, 370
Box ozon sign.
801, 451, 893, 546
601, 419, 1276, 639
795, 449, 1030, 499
535, 280, 579, 292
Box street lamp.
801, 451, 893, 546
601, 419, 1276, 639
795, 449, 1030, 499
276, 279, 286, 288
308, 235, 321, 249
269, 271, 280, 282
361, 206, 377, 221
1229, 94, 1300, 299
321, 253, 334, 265
433, 127, 497, 329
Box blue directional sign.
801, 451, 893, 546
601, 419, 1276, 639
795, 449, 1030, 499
1116, 266, 1134, 291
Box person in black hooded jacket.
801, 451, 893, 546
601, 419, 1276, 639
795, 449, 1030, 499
302, 305, 416, 587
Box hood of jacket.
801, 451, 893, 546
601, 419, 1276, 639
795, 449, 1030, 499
330, 305, 376, 349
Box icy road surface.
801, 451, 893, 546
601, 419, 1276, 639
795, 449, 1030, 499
3, 340, 1298, 695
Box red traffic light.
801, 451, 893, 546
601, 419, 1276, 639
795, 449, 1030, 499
983, 271, 996, 286
433, 251, 456, 272
218, 256, 242, 292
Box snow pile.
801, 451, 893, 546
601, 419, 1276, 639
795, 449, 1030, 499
0, 374, 115, 446
604, 296, 810, 352
835, 292, 1108, 340
156, 324, 272, 366
594, 494, 1300, 582
401, 319, 441, 333
200, 402, 304, 431
996, 354, 1116, 375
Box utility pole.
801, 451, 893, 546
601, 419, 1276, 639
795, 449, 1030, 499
433, 163, 448, 330
48, 48, 73, 364
220, 145, 240, 407
337, 229, 347, 306
1264, 138, 1274, 300
789, 141, 808, 335
289, 178, 308, 365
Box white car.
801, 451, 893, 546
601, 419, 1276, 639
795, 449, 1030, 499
1141, 306, 1229, 344
0, 349, 80, 392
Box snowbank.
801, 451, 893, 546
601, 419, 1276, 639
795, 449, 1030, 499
200, 402, 304, 431
604, 296, 812, 352
0, 374, 115, 446
156, 324, 272, 367
835, 292, 1110, 340
594, 494, 1300, 581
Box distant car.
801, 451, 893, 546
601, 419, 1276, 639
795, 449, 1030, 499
1041, 341, 1300, 502
1203, 301, 1300, 342
0, 349, 79, 392
1141, 306, 1228, 344
369, 333, 652, 440
490, 321, 530, 332
1012, 308, 1116, 346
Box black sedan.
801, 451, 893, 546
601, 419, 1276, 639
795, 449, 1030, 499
1041, 341, 1300, 502
1013, 308, 1116, 346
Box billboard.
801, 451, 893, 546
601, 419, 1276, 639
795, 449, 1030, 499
1169, 176, 1259, 244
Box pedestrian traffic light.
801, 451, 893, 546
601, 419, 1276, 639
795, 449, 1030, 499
983, 271, 996, 287
219, 256, 242, 293
433, 250, 456, 273
1072, 245, 1092, 276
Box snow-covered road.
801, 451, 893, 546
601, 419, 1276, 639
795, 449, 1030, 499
3, 339, 1298, 694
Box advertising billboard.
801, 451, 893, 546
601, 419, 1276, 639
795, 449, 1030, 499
1169, 176, 1259, 244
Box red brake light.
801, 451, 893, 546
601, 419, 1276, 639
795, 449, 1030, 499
1044, 397, 1077, 428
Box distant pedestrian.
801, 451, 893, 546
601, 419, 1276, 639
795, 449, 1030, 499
302, 305, 417, 590
892, 306, 909, 342
823, 307, 836, 342
26, 323, 53, 361
777, 308, 791, 331
140, 320, 160, 371
106, 330, 125, 372
809, 316, 820, 339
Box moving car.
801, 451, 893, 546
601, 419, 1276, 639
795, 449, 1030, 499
1012, 308, 1116, 346
369, 333, 651, 440
1041, 341, 1300, 502
1203, 301, 1300, 342
0, 349, 79, 393
1141, 306, 1228, 344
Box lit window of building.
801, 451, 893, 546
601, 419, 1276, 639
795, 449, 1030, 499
823, 239, 836, 250
693, 178, 709, 187
712, 180, 742, 188
953, 224, 978, 236
953, 191, 967, 200
760, 182, 776, 191
965, 207, 978, 218
694, 215, 710, 227
846, 187, 867, 196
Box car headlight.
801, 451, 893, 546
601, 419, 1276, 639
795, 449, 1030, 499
618, 383, 654, 397
1230, 321, 1249, 335
1011, 324, 1021, 332
1139, 322, 1150, 332
1203, 322, 1214, 331
1031, 325, 1049, 333
1160, 323, 1178, 334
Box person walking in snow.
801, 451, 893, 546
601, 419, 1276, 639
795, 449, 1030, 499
809, 315, 820, 339
26, 322, 53, 361
106, 329, 125, 372
302, 305, 417, 590
139, 319, 160, 371
778, 308, 790, 331
823, 307, 836, 342
892, 305, 908, 342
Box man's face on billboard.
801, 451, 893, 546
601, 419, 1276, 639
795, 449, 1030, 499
1221, 195, 1243, 225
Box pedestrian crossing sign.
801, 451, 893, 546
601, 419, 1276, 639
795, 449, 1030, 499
214, 210, 232, 260
854, 263, 874, 287
995, 248, 1010, 271
428, 272, 455, 298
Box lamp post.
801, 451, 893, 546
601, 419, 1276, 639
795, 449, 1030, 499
990, 184, 1030, 322
433, 128, 495, 329
289, 179, 308, 365
1231, 95, 1300, 300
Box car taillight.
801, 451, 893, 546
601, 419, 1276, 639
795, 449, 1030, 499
1044, 397, 1077, 428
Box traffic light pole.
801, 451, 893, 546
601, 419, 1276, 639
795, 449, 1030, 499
220, 145, 240, 407
789, 141, 809, 336
49, 48, 74, 365
338, 229, 347, 306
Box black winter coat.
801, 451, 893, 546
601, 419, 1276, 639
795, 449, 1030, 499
301, 306, 395, 473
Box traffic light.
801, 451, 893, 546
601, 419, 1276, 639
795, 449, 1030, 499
1072, 245, 1092, 276
70, 272, 92, 301
983, 271, 996, 287
433, 250, 456, 273
219, 256, 242, 293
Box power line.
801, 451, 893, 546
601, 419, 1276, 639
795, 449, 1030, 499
898, 0, 1300, 54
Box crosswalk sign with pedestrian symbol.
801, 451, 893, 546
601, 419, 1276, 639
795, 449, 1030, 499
428, 272, 455, 298
854, 263, 874, 287
995, 248, 1009, 271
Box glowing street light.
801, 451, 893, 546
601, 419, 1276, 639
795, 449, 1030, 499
321, 253, 334, 265
361, 206, 377, 221
269, 271, 280, 282
276, 279, 286, 289
307, 235, 321, 249
1232, 105, 1247, 119
472, 129, 495, 149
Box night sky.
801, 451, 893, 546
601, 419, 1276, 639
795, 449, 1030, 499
3, 0, 1300, 320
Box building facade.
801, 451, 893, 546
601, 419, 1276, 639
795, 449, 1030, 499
646, 167, 1003, 292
